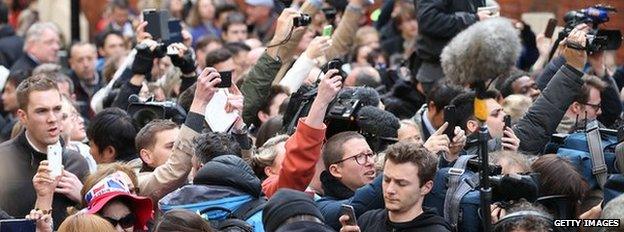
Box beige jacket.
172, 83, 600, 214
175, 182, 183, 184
273, 2, 364, 83
137, 125, 199, 202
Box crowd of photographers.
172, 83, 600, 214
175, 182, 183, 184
0, 0, 624, 231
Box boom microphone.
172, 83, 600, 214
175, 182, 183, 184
357, 106, 400, 152
440, 18, 522, 86
338, 87, 380, 108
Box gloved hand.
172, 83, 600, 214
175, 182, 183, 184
168, 43, 196, 74
132, 42, 155, 75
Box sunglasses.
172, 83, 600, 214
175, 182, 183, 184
102, 214, 136, 229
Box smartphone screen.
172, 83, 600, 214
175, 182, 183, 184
443, 105, 457, 139
47, 143, 63, 177
322, 25, 333, 37
340, 204, 357, 226
216, 71, 232, 88
167, 20, 183, 45
504, 115, 511, 131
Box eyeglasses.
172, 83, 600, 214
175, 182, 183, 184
583, 102, 601, 111
102, 214, 136, 229
333, 152, 376, 166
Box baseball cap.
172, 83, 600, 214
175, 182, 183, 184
84, 172, 153, 230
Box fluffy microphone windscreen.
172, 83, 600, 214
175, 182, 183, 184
441, 18, 522, 86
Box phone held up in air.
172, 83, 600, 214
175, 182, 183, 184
215, 71, 232, 88
47, 143, 62, 177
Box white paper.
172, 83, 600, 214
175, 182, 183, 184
204, 89, 238, 132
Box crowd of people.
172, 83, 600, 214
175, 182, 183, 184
0, 0, 623, 231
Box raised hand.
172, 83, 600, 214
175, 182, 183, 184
303, 36, 331, 59
561, 24, 589, 71
501, 127, 520, 151
25, 210, 53, 232
316, 70, 342, 105
33, 161, 61, 198
424, 122, 450, 155
449, 126, 467, 158
190, 67, 221, 114
168, 42, 196, 74
55, 170, 84, 203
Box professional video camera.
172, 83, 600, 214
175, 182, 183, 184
282, 59, 399, 152
127, 94, 187, 129
558, 5, 622, 54
461, 159, 540, 203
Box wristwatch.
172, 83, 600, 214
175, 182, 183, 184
232, 122, 249, 134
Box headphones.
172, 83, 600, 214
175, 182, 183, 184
495, 210, 560, 232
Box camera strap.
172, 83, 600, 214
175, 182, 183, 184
444, 154, 478, 231
586, 120, 608, 189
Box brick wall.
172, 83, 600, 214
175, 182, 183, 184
498, 0, 624, 63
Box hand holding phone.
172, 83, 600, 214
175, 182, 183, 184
322, 25, 333, 37
504, 115, 511, 132
215, 71, 232, 88
340, 204, 357, 226
544, 18, 558, 39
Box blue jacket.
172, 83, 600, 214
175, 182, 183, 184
316, 174, 384, 231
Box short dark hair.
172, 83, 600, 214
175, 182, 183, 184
193, 132, 242, 165
16, 73, 59, 110
531, 154, 589, 214
448, 90, 500, 131
87, 108, 138, 161
5, 70, 29, 91
426, 83, 464, 111
224, 42, 251, 54
259, 85, 289, 115
574, 75, 606, 104
135, 119, 178, 151
215, 3, 238, 21
195, 37, 222, 51
155, 209, 214, 232
222, 12, 246, 32
95, 30, 124, 50
323, 131, 366, 169
205, 48, 233, 68
384, 141, 437, 187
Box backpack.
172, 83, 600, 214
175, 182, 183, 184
424, 154, 482, 232
159, 185, 266, 232
548, 120, 622, 190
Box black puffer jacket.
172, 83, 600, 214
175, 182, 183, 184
414, 0, 483, 62
193, 155, 262, 198
382, 79, 426, 119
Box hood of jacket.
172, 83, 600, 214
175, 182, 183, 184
391, 207, 451, 231
193, 155, 262, 198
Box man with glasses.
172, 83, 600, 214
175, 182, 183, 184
556, 75, 606, 133
317, 131, 383, 230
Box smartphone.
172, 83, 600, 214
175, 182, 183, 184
47, 143, 63, 177
216, 71, 232, 88
544, 18, 558, 38
166, 19, 183, 45
0, 219, 36, 232
340, 204, 357, 226
443, 105, 457, 139
143, 9, 170, 41
504, 115, 511, 131
322, 25, 333, 37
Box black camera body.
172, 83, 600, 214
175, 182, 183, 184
325, 98, 362, 139
127, 95, 187, 129
293, 14, 312, 27
560, 5, 622, 53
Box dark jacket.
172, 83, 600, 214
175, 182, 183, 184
535, 56, 622, 128
317, 172, 384, 231
69, 71, 104, 119
514, 64, 585, 154
357, 207, 451, 232
382, 79, 426, 120
414, 0, 483, 62
194, 155, 262, 198
0, 26, 23, 67
0, 131, 89, 228
10, 54, 38, 74
240, 52, 282, 127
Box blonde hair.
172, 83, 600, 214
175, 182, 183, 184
398, 119, 421, 142
490, 150, 532, 174
355, 26, 379, 48
502, 94, 532, 125
250, 134, 289, 180
58, 213, 116, 232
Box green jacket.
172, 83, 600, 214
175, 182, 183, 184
241, 52, 282, 127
